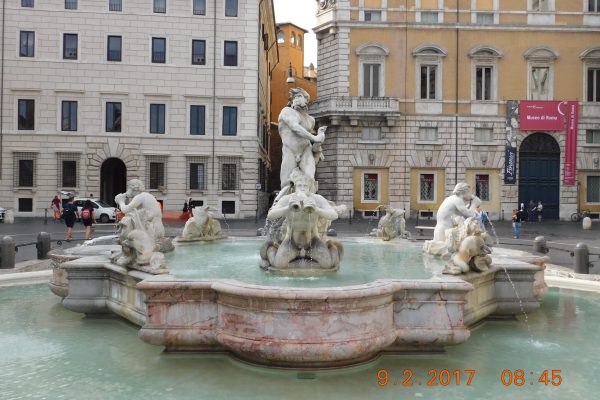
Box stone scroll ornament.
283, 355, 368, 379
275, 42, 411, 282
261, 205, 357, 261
318, 0, 336, 10
423, 183, 492, 275
111, 179, 173, 274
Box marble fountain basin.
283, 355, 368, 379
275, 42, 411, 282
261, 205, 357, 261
50, 239, 546, 368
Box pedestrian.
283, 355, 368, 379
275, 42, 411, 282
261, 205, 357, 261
50, 195, 61, 221
81, 200, 96, 240
512, 208, 523, 239
528, 199, 536, 222
537, 201, 543, 222
188, 198, 194, 210
182, 201, 188, 213
62, 196, 79, 241
474, 205, 488, 231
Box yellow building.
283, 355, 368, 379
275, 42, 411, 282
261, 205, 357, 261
310, 0, 600, 220
269, 23, 318, 192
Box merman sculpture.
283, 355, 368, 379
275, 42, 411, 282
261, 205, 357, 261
179, 205, 225, 242
370, 205, 410, 241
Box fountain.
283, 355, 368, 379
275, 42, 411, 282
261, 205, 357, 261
49, 90, 547, 368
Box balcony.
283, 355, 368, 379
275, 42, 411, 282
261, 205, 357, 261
309, 96, 400, 125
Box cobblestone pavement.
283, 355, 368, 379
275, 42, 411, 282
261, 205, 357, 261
1, 217, 599, 272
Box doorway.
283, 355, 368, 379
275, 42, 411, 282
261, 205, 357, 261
518, 132, 560, 220
100, 158, 127, 206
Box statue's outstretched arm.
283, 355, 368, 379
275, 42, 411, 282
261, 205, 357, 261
280, 109, 322, 143
267, 198, 290, 220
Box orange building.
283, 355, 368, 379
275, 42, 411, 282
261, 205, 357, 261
269, 23, 318, 193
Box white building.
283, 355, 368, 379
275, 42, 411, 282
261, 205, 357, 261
0, 0, 277, 218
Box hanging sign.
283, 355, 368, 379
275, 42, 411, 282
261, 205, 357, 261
563, 101, 579, 185
519, 101, 564, 131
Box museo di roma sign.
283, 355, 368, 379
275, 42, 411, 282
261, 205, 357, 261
519, 100, 565, 131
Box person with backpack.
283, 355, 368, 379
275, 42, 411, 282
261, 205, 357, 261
62, 196, 79, 241
81, 200, 96, 240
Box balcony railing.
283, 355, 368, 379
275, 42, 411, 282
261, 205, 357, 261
309, 96, 400, 116
109, 0, 122, 12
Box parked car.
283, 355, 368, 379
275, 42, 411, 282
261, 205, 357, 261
0, 206, 6, 222
73, 198, 117, 223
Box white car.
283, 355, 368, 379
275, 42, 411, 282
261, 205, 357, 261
74, 198, 117, 223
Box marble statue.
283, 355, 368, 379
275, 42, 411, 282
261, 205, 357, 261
277, 87, 325, 192
443, 216, 492, 275
260, 168, 343, 272
111, 179, 172, 274
370, 206, 409, 241
179, 205, 225, 241
423, 183, 480, 256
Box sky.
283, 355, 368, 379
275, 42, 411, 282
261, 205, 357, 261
273, 0, 318, 66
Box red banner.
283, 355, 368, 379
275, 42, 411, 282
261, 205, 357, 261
563, 101, 578, 185
519, 101, 565, 131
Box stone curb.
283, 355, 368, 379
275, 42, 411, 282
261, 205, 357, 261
0, 270, 52, 286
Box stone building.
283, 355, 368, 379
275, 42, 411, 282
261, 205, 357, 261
310, 0, 600, 220
268, 22, 318, 193
0, 0, 278, 218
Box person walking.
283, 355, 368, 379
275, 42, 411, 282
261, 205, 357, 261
50, 195, 61, 221
474, 206, 488, 231
512, 208, 523, 239
528, 199, 536, 222
62, 197, 79, 241
537, 201, 543, 222
81, 200, 96, 240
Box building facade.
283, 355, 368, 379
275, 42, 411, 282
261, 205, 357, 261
0, 0, 278, 218
269, 22, 318, 192
310, 0, 600, 220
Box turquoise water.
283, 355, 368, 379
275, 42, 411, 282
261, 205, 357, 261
1, 284, 599, 399
166, 239, 442, 287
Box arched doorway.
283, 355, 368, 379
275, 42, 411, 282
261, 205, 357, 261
100, 158, 127, 206
519, 132, 560, 220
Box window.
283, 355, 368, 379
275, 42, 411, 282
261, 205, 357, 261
109, 0, 122, 12
154, 0, 166, 13
18, 99, 35, 130
530, 66, 550, 100
586, 129, 600, 144
106, 102, 122, 132
363, 173, 379, 201
297, 35, 302, 49
531, 0, 549, 11
190, 105, 205, 135
193, 0, 206, 15
475, 174, 490, 201
62, 161, 77, 187
188, 157, 207, 190
152, 37, 166, 63
150, 104, 166, 134
225, 0, 237, 17
291, 33, 296, 47
222, 201, 236, 214
16, 156, 35, 187
420, 65, 437, 99
421, 12, 438, 23
149, 162, 165, 190
258, 159, 267, 191
224, 41, 238, 66
419, 174, 435, 201
476, 13, 494, 24
590, 0, 600, 12
107, 36, 122, 61
222, 106, 237, 135
418, 127, 438, 142
362, 127, 382, 141
476, 66, 492, 100
277, 31, 285, 44
474, 128, 494, 143
18, 198, 33, 212
587, 68, 600, 102
63, 33, 78, 60
221, 163, 238, 190
21, 0, 34, 7
587, 176, 600, 202
363, 64, 380, 97
61, 101, 77, 131
20, 31, 35, 57
192, 40, 206, 65
364, 10, 382, 21
65, 0, 77, 10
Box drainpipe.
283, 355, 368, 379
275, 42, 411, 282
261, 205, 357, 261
1, 0, 5, 177
454, 0, 460, 185
211, 0, 217, 185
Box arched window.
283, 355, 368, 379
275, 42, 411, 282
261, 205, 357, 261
277, 31, 284, 44
524, 46, 558, 100
468, 45, 503, 101
297, 35, 302, 49
356, 42, 389, 97
291, 32, 296, 47
412, 44, 448, 101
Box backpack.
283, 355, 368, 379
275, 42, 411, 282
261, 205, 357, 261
82, 208, 91, 220
481, 211, 489, 224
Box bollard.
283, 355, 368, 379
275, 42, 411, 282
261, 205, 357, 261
582, 216, 592, 230
44, 208, 48, 225
36, 232, 51, 260
574, 243, 589, 274
0, 236, 16, 269
533, 236, 548, 254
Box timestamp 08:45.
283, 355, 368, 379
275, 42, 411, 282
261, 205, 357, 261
377, 369, 476, 387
